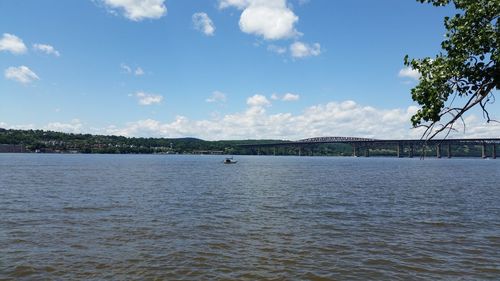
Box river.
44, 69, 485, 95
1, 154, 499, 280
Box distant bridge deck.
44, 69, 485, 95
238, 136, 500, 147
237, 136, 500, 158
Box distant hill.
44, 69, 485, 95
0, 128, 289, 155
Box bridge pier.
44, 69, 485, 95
482, 143, 487, 159
397, 143, 403, 158
352, 144, 358, 157
493, 144, 497, 159
408, 145, 414, 158
365, 147, 370, 157
447, 143, 452, 158
298, 146, 302, 156
436, 144, 442, 159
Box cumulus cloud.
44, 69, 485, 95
290, 41, 321, 58
219, 0, 249, 9
247, 94, 271, 107
192, 12, 216, 36
99, 100, 500, 140
0, 119, 83, 134
121, 63, 145, 76
282, 93, 300, 101
100, 0, 167, 21
459, 115, 500, 138
0, 123, 36, 130
220, 0, 324, 57
3, 100, 499, 140
134, 67, 144, 76
0, 33, 27, 54
220, 0, 299, 40
398, 66, 420, 80
110, 100, 385, 139
135, 91, 163, 105
240, 1, 299, 40
4, 66, 39, 84
45, 119, 83, 133
33, 43, 60, 56
271, 93, 300, 101
121, 63, 132, 73
206, 91, 227, 103
267, 44, 287, 54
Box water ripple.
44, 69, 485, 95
1, 154, 499, 280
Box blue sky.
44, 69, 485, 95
1, 0, 498, 140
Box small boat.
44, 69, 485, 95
223, 157, 237, 164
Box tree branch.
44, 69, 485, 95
426, 82, 496, 140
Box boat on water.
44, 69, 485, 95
223, 157, 237, 164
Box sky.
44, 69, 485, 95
1, 0, 498, 140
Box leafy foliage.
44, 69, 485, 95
405, 0, 499, 138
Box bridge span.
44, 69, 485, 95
238, 136, 500, 158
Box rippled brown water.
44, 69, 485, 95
1, 154, 500, 280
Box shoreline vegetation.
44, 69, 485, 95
0, 128, 491, 157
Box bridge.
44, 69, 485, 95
238, 136, 500, 158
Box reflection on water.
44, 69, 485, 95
1, 154, 499, 280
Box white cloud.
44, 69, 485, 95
99, 100, 500, 140
206, 91, 227, 103
121, 64, 145, 76
192, 12, 216, 36
33, 43, 60, 56
267, 44, 287, 54
247, 94, 271, 107
135, 91, 163, 105
101, 0, 167, 21
3, 100, 500, 140
290, 41, 321, 58
4, 66, 39, 84
282, 93, 300, 101
221, 0, 299, 40
120, 63, 132, 73
0, 33, 27, 54
219, 0, 249, 9
1, 119, 83, 134
1, 123, 36, 130
459, 115, 500, 138
45, 119, 83, 133
220, 0, 324, 55
398, 66, 420, 80
240, 1, 299, 40
134, 67, 144, 76
271, 93, 300, 101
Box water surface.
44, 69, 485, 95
1, 154, 499, 280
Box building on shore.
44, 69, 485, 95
0, 144, 26, 153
